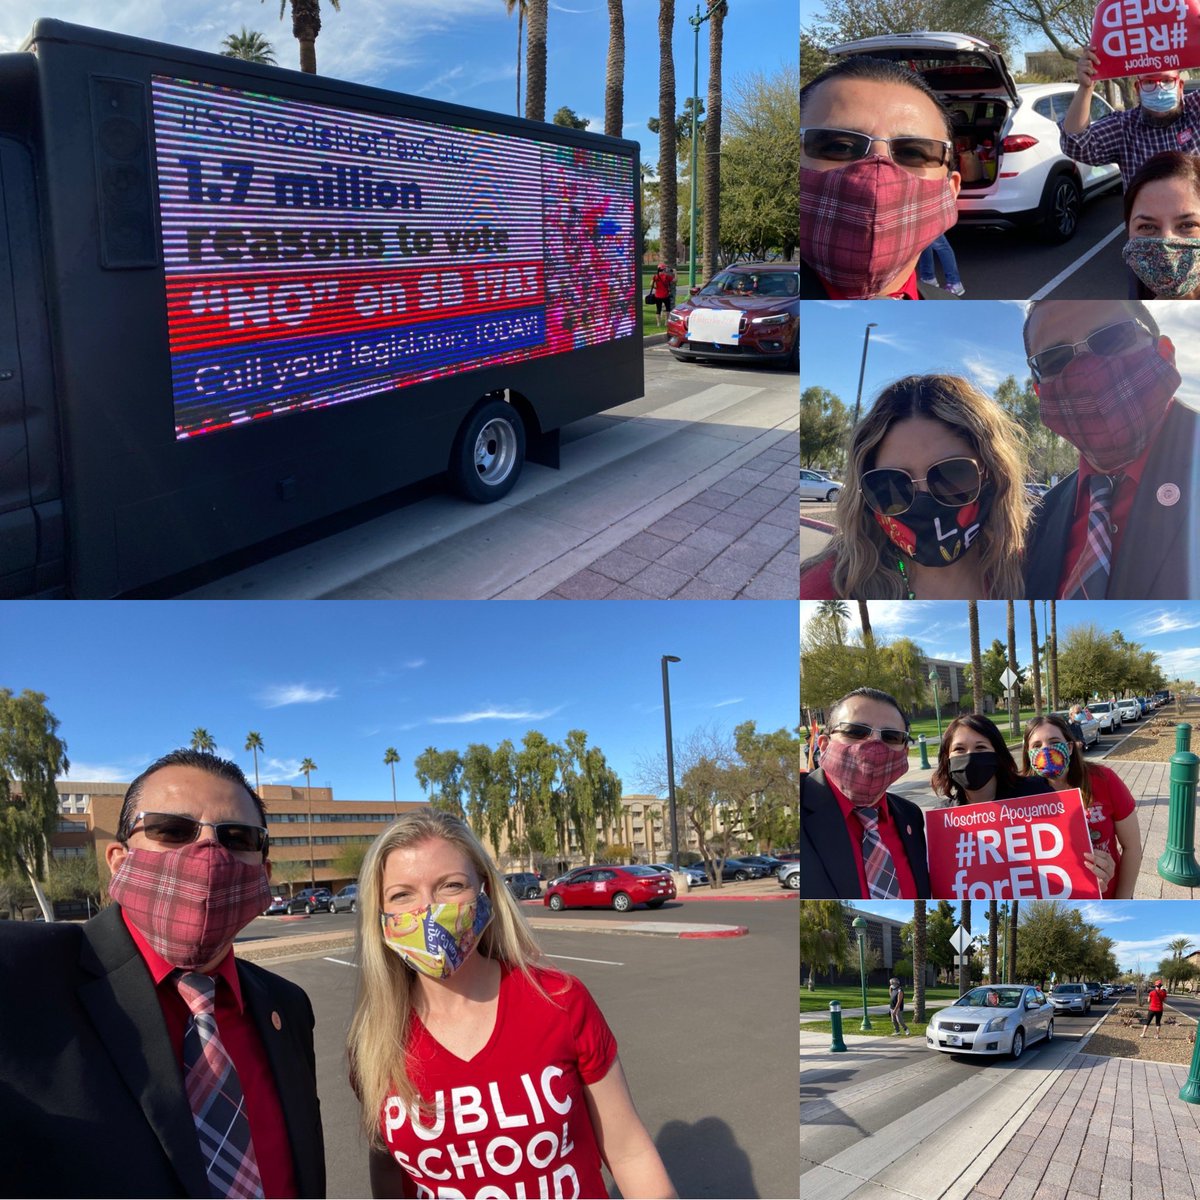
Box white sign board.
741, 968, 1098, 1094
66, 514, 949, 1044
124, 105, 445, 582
1000, 667, 1019, 691
949, 924, 971, 953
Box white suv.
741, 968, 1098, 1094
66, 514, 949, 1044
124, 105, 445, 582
1117, 698, 1141, 722
826, 33, 1122, 242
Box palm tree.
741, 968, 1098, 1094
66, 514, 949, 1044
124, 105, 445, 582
268, 0, 341, 75
524, 0, 548, 121
968, 601, 983, 715
504, 0, 527, 115
221, 27, 277, 63
1168, 936, 1195, 959
857, 601, 873, 646
657, 1, 678, 273
701, 1, 727, 280
1006, 601, 1019, 735
912, 901, 927, 1022
1049, 601, 1060, 709
815, 600, 849, 646
300, 757, 318, 887
245, 732, 264, 793
988, 900, 998, 982
190, 728, 215, 752
384, 747, 400, 818
1007, 900, 1019, 982
604, 0, 625, 137
1028, 601, 1043, 718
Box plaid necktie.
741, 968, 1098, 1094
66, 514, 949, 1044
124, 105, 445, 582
175, 972, 265, 1200
852, 806, 901, 899
1064, 474, 1114, 600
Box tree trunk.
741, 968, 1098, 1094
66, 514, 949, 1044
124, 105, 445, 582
1008, 900, 1019, 981
604, 0, 625, 138
1029, 600, 1043, 718
913, 900, 927, 1022
658, 1, 678, 272
857, 601, 873, 645
969, 601, 983, 715
516, 8, 524, 115
525, 0, 548, 122
1050, 601, 1060, 709
701, 2, 726, 280
988, 900, 998, 982
297, 36, 317, 73
18, 854, 54, 923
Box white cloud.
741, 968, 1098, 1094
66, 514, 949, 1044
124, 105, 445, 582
1075, 901, 1136, 924
1157, 647, 1200, 677
429, 706, 562, 724
258, 683, 339, 708
1135, 609, 1200, 638
961, 353, 1006, 392
711, 697, 744, 709
60, 757, 145, 782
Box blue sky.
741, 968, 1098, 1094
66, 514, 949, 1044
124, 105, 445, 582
800, 301, 1200, 425
0, 0, 795, 161
856, 899, 1200, 974
801, 600, 1200, 683
3, 600, 798, 800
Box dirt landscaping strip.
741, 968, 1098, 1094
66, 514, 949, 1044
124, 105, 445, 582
1107, 704, 1200, 762
1080, 999, 1197, 1065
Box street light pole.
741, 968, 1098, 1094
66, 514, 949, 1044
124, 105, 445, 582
851, 322, 879, 427
661, 655, 682, 866
929, 668, 943, 740
687, 0, 723, 289
852, 916, 872, 1031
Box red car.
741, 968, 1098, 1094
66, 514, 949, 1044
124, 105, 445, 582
666, 263, 799, 370
544, 865, 677, 912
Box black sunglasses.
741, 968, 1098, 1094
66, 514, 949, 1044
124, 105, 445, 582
828, 722, 912, 747
127, 811, 269, 854
801, 126, 953, 170
860, 456, 983, 516
1027, 319, 1153, 382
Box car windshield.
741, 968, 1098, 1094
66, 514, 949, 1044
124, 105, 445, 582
1052, 984, 1082, 993
956, 987, 1025, 1008
697, 270, 799, 299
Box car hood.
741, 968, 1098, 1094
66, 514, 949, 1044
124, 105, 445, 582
682, 294, 797, 316
828, 31, 1020, 107
1050, 991, 1085, 1001
934, 1004, 1020, 1024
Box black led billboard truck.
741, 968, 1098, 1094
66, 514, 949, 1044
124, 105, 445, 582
0, 20, 643, 597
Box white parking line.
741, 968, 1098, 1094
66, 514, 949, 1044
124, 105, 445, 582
545, 954, 624, 967
1028, 223, 1124, 301
323, 957, 357, 967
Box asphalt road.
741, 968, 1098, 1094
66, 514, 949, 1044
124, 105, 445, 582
263, 899, 799, 1199
923, 190, 1128, 301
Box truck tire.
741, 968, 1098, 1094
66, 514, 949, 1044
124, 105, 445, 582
1038, 171, 1082, 243
450, 398, 526, 502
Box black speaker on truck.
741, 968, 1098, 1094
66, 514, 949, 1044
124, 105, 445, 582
89, 76, 158, 268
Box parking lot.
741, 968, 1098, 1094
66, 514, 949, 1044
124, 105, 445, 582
252, 897, 798, 1199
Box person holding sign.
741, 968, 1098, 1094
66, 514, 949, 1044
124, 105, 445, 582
1123, 151, 1200, 297
1021, 299, 1197, 599
800, 56, 962, 299
1022, 714, 1141, 898
1060, 48, 1200, 192
799, 687, 930, 899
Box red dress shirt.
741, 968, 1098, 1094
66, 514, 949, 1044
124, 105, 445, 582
828, 776, 920, 899
122, 911, 299, 1198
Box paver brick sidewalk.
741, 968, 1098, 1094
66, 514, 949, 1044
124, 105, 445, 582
540, 430, 798, 599
966, 1054, 1200, 1200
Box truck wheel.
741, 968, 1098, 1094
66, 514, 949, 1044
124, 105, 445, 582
450, 399, 526, 502
1038, 171, 1081, 243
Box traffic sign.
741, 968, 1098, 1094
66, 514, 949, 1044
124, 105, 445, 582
1000, 667, 1019, 691
949, 924, 971, 953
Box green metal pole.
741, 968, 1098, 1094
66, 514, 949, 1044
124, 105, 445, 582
934, 684, 942, 740
857, 934, 872, 1031
1158, 724, 1200, 886
829, 1000, 848, 1053
918, 734, 931, 770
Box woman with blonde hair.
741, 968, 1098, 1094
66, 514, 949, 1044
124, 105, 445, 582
800, 374, 1031, 599
348, 807, 675, 1199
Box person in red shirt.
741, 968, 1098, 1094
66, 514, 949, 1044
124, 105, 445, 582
0, 749, 325, 1199
350, 808, 675, 1200
1021, 300, 1198, 598
650, 262, 676, 327
1143, 979, 1168, 1039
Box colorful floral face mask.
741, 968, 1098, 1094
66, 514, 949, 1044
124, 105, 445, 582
1029, 741, 1071, 779
1122, 237, 1200, 298
380, 889, 493, 979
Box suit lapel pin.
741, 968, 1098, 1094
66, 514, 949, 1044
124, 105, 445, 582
1157, 483, 1181, 507
271, 1011, 282, 1031
906, 825, 912, 835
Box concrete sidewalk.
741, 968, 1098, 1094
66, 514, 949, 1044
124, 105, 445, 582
886, 756, 1200, 899
801, 1012, 1200, 1200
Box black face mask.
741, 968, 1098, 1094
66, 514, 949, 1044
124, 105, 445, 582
948, 751, 999, 793
873, 482, 996, 570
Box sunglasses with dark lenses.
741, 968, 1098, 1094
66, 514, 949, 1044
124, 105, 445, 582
801, 127, 953, 170
859, 456, 983, 516
828, 723, 912, 747
1027, 319, 1152, 382
128, 811, 268, 854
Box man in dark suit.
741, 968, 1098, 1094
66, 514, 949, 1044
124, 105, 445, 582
0, 750, 325, 1199
1022, 300, 1198, 599
800, 688, 930, 899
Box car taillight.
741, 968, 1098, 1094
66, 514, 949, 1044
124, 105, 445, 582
1000, 135, 1038, 153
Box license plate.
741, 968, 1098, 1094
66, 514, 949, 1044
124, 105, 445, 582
947, 1034, 963, 1047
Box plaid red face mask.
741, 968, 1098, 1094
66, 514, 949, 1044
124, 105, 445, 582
108, 842, 272, 970
1036, 343, 1178, 472
820, 737, 910, 806
800, 157, 958, 298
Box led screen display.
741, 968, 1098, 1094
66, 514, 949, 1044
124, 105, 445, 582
150, 77, 637, 439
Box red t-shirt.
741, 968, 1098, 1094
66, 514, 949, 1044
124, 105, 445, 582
1083, 764, 1137, 898
1149, 986, 1166, 1012
380, 964, 618, 1199
799, 554, 838, 599
121, 911, 299, 1199
828, 777, 921, 899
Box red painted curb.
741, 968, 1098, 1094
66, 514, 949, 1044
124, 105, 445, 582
799, 516, 834, 532
679, 926, 749, 938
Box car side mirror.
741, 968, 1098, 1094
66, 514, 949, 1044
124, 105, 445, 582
690, 285, 701, 296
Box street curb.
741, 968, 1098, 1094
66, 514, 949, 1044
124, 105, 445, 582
799, 516, 834, 532
678, 926, 749, 938
643, 331, 670, 346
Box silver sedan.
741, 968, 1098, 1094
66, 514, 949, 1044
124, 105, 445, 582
799, 469, 841, 503
927, 984, 1054, 1060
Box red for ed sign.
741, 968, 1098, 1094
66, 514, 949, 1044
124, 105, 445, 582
1089, 0, 1200, 79
925, 790, 1102, 901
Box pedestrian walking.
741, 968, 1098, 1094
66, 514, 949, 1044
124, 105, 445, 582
889, 977, 911, 1035
650, 262, 676, 327
1142, 979, 1168, 1038
918, 233, 966, 296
